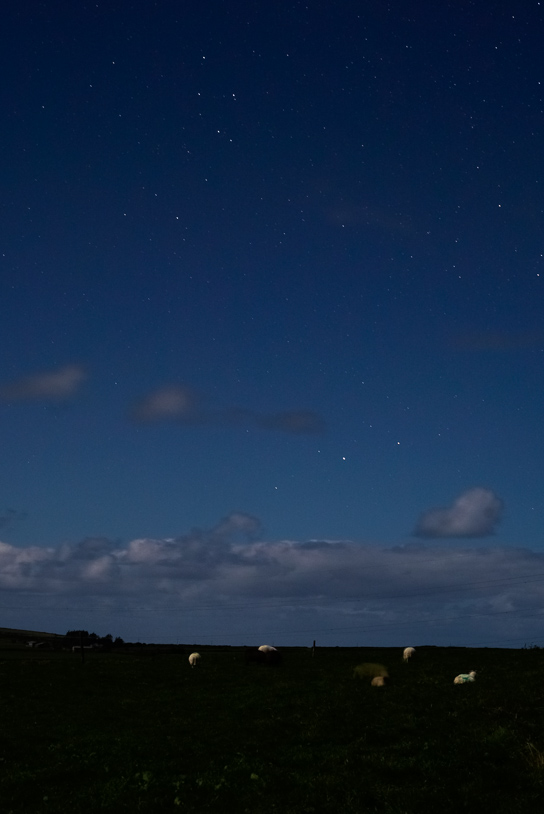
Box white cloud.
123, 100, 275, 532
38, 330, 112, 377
414, 488, 503, 538
0, 364, 87, 401
2, 513, 544, 647
0, 515, 528, 599
82, 556, 116, 581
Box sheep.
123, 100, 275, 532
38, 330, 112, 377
453, 670, 476, 684
188, 652, 201, 668
353, 663, 388, 681
370, 675, 387, 687
403, 646, 416, 662
258, 644, 277, 653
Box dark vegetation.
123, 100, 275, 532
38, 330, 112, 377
1, 641, 544, 812
244, 645, 282, 666
0, 628, 125, 651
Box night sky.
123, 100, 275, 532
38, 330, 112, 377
2, 1, 544, 647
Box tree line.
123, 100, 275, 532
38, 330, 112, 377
65, 630, 124, 649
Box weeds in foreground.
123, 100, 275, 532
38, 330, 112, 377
525, 741, 544, 771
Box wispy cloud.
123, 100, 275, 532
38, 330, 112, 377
255, 410, 326, 434
130, 385, 201, 422
452, 330, 544, 351
414, 487, 503, 538
131, 384, 326, 434
0, 364, 87, 402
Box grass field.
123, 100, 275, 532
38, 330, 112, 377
1, 645, 544, 812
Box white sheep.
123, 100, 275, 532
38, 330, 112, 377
353, 663, 388, 681
188, 652, 201, 668
258, 645, 277, 653
370, 675, 387, 687
453, 670, 476, 684
403, 647, 416, 662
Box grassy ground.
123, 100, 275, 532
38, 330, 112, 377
1, 645, 544, 812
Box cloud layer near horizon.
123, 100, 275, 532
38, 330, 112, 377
2, 512, 543, 646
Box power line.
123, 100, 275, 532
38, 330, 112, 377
3, 600, 543, 638
3, 567, 544, 614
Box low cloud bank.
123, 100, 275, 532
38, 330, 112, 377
2, 512, 543, 646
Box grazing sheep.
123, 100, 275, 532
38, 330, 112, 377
403, 646, 416, 662
188, 652, 201, 668
453, 670, 476, 684
353, 663, 389, 681
258, 644, 277, 653
370, 675, 387, 687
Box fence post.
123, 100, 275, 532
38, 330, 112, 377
312, 640, 316, 657
80, 631, 85, 664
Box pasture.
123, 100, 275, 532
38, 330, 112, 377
1, 645, 544, 812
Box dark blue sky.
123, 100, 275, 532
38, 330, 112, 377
1, 1, 544, 646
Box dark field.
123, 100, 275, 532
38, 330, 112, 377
1, 645, 544, 812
